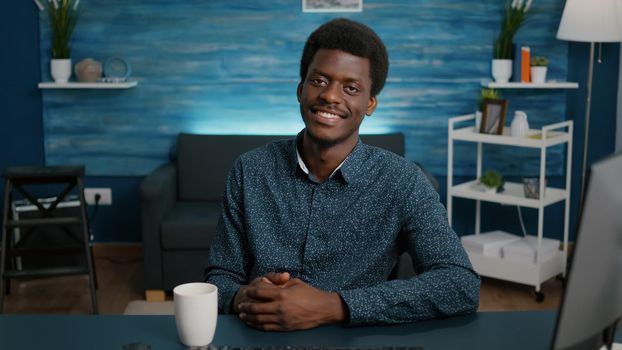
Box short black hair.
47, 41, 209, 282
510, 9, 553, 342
300, 18, 389, 97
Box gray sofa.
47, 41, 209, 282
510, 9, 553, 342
140, 133, 437, 296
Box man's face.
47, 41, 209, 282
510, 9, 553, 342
297, 49, 377, 147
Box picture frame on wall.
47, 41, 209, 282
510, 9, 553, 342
302, 0, 363, 12
480, 99, 508, 135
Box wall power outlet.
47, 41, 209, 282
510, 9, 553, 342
84, 188, 112, 205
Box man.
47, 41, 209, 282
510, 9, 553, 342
205, 18, 479, 331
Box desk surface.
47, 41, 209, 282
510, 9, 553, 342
0, 311, 619, 350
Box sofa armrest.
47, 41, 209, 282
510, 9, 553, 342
140, 162, 177, 290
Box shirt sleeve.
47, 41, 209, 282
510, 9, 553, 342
338, 166, 480, 326
204, 158, 250, 314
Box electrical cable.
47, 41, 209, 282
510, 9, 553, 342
88, 194, 101, 241
517, 205, 528, 237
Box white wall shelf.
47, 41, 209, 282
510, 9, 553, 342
452, 125, 570, 148
451, 180, 567, 208
38, 81, 138, 89
447, 114, 573, 299
480, 81, 579, 89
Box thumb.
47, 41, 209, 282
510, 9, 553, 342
263, 271, 290, 285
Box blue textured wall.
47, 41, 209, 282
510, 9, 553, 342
2, 1, 618, 243
40, 0, 569, 177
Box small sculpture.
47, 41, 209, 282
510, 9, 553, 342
75, 58, 103, 83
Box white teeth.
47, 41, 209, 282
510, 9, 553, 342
316, 111, 340, 119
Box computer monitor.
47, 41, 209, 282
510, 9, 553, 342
552, 152, 622, 350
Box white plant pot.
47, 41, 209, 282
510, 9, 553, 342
484, 186, 497, 194
51, 58, 72, 83
530, 66, 547, 84
491, 59, 513, 83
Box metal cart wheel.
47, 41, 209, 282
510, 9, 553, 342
534, 291, 545, 303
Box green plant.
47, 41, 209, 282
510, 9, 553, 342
477, 88, 501, 112
530, 56, 549, 67
479, 170, 504, 189
36, 0, 80, 59
493, 0, 533, 59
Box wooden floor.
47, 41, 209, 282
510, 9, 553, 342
2, 244, 563, 314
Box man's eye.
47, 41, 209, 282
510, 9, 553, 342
310, 78, 327, 86
345, 86, 360, 94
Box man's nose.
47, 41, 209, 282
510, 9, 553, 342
319, 82, 341, 104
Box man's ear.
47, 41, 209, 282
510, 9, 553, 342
366, 96, 378, 116
296, 82, 303, 103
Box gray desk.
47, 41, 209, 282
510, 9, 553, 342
0, 312, 619, 350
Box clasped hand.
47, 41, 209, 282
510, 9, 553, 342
233, 272, 346, 331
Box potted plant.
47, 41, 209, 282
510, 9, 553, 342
492, 0, 533, 83
479, 170, 504, 194
35, 0, 81, 83
530, 56, 549, 83
475, 88, 501, 131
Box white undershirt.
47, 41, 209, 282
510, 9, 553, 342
296, 145, 347, 179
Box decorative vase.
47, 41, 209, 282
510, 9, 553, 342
530, 66, 548, 84
75, 58, 103, 83
491, 59, 513, 83
484, 186, 497, 194
51, 58, 72, 83
510, 111, 529, 137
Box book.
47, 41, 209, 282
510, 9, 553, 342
512, 43, 522, 82
502, 235, 560, 264
461, 230, 522, 258
521, 46, 531, 83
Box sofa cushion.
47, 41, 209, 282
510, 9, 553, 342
177, 134, 292, 201
176, 133, 405, 201
161, 201, 221, 249
361, 134, 404, 156
162, 250, 210, 289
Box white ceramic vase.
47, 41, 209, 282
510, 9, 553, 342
491, 59, 513, 83
510, 111, 530, 137
484, 186, 497, 195
530, 66, 547, 84
51, 58, 72, 83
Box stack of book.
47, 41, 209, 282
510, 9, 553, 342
461, 230, 522, 258
502, 235, 561, 263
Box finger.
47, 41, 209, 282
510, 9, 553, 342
260, 277, 274, 285
239, 312, 280, 324
263, 272, 290, 285
245, 285, 285, 301
244, 321, 285, 332
283, 277, 304, 287
250, 276, 273, 286
234, 285, 272, 312
238, 301, 281, 315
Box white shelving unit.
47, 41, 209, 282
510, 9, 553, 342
480, 81, 579, 89
447, 114, 573, 298
38, 81, 138, 89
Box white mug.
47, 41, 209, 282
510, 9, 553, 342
173, 282, 218, 347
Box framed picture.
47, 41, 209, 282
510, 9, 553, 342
302, 0, 363, 12
480, 99, 508, 135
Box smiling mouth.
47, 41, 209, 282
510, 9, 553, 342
312, 108, 345, 122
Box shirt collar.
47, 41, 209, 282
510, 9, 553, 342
290, 129, 366, 184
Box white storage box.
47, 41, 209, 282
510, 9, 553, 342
502, 235, 561, 264
461, 230, 522, 258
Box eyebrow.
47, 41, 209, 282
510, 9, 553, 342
309, 68, 364, 84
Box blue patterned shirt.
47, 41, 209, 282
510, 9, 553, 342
205, 132, 480, 326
